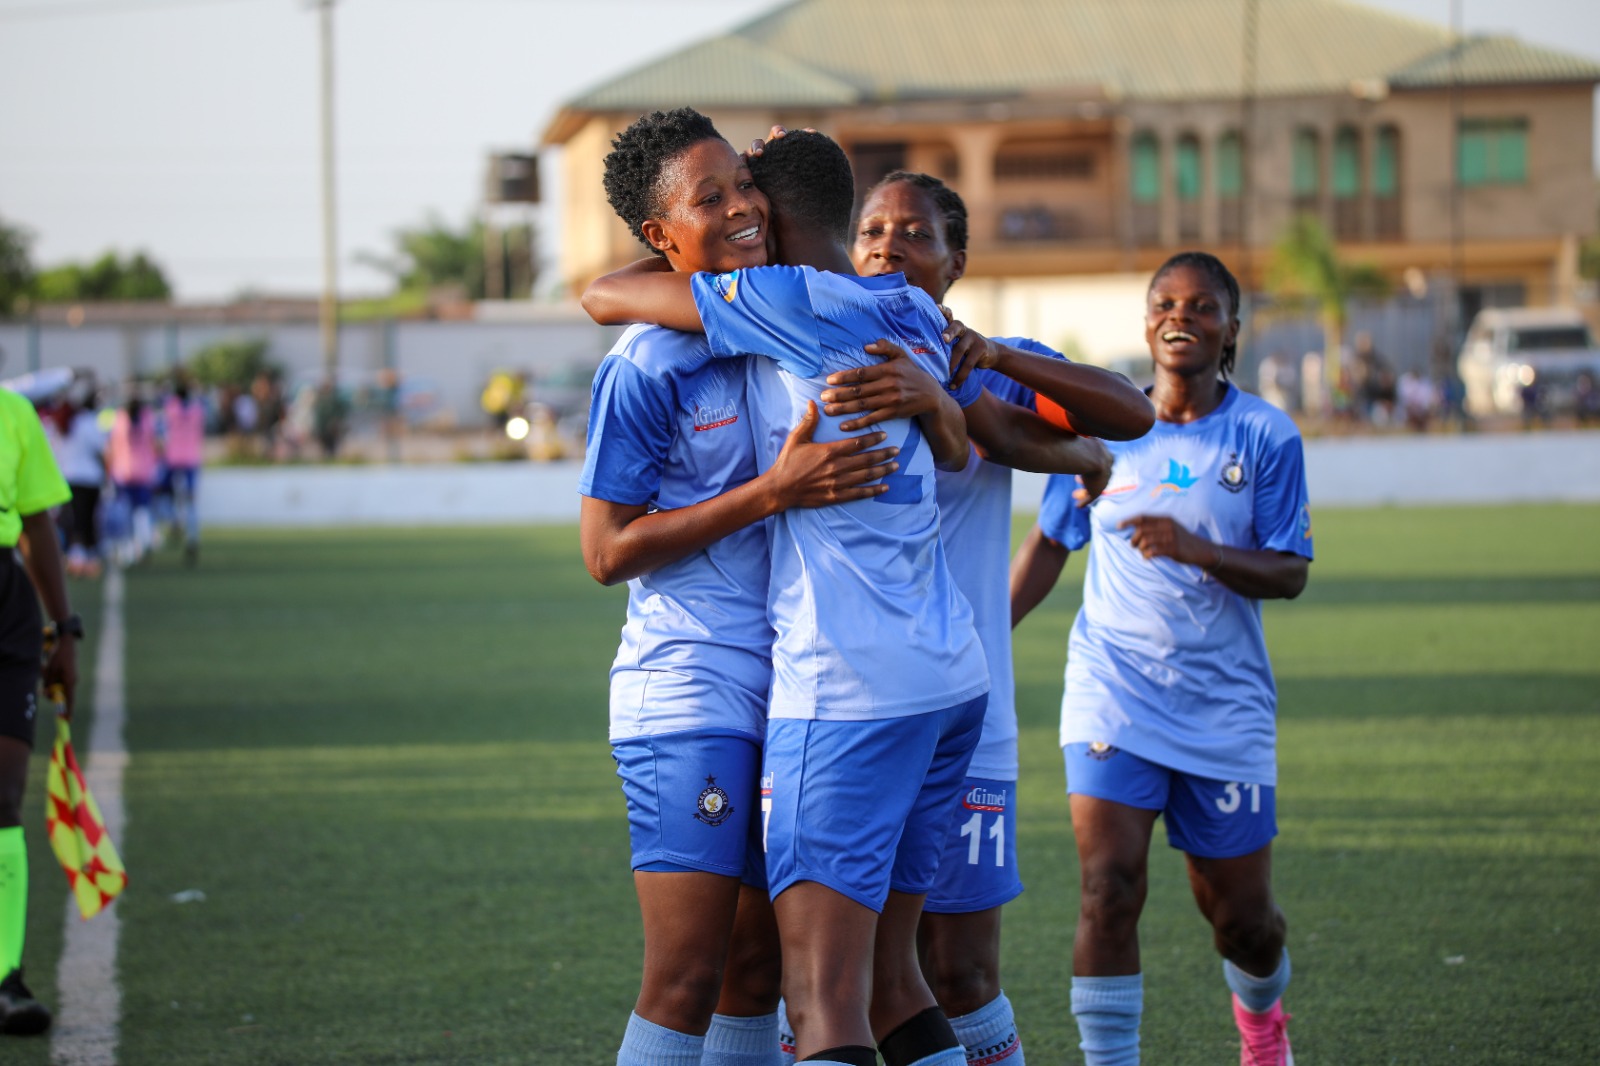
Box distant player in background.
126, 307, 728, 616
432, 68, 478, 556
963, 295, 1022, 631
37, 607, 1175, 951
106, 392, 158, 567
801, 168, 1153, 1066
46, 385, 107, 579
162, 375, 205, 566
582, 108, 898, 1066
0, 388, 80, 1036
1011, 252, 1312, 1066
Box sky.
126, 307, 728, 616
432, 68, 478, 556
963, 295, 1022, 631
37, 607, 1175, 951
1, 0, 1597, 302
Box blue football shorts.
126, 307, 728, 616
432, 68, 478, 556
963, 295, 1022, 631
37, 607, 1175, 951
762, 694, 987, 912
923, 775, 1024, 914
612, 726, 766, 887
1064, 742, 1277, 859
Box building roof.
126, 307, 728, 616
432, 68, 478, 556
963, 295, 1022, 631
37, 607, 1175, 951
543, 0, 1600, 143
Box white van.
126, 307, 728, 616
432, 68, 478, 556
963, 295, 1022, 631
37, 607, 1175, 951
1457, 308, 1600, 417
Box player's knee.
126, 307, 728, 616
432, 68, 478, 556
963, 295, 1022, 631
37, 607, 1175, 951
927, 963, 998, 1021
722, 941, 782, 1012
1211, 903, 1285, 959
643, 958, 726, 1025
1080, 866, 1145, 934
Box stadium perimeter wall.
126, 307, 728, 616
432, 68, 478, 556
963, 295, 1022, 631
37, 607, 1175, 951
199, 431, 1600, 528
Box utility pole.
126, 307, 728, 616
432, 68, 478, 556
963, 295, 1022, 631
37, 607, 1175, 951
312, 0, 339, 378
1448, 0, 1464, 342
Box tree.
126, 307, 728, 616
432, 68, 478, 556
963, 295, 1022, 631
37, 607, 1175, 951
188, 337, 277, 393
0, 217, 35, 318
34, 250, 172, 302
1265, 214, 1388, 393
358, 213, 538, 302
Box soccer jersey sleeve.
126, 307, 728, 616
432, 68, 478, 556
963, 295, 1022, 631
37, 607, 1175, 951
691, 267, 825, 376
578, 356, 675, 507
1038, 471, 1093, 551
10, 393, 70, 516
1252, 430, 1314, 559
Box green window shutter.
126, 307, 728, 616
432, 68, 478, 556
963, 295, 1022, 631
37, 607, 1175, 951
1496, 124, 1527, 183
1372, 128, 1398, 196
1459, 118, 1527, 185
1459, 125, 1489, 185
1132, 134, 1160, 203
1292, 129, 1320, 196
1333, 129, 1361, 197
1216, 131, 1242, 197
1175, 138, 1201, 201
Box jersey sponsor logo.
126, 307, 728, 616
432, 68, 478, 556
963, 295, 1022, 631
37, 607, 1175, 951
694, 774, 734, 826
693, 402, 739, 432
759, 771, 773, 798
1219, 451, 1249, 493
962, 784, 1009, 813
1153, 458, 1200, 495
1087, 741, 1118, 761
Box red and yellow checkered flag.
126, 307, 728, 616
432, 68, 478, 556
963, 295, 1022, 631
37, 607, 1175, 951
46, 714, 127, 920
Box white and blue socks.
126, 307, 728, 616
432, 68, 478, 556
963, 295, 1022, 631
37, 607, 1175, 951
616, 1012, 705, 1066
1070, 974, 1143, 1066
1224, 948, 1291, 1013
949, 991, 1024, 1065
704, 1011, 782, 1066
776, 998, 797, 1065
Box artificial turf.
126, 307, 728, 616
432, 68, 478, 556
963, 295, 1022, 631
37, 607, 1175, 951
14, 504, 1600, 1064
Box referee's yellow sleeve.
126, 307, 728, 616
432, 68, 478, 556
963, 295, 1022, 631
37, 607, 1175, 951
4, 389, 71, 518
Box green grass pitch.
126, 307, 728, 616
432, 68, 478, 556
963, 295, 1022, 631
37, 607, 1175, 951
14, 504, 1600, 1064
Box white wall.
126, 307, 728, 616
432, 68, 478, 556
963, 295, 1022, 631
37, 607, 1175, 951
199, 432, 1600, 529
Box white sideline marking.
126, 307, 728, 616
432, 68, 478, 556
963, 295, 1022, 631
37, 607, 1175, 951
51, 568, 126, 1066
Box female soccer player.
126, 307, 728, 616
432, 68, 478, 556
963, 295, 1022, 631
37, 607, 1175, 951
0, 386, 79, 1036
808, 168, 1151, 1066
583, 108, 898, 1066
1011, 252, 1312, 1066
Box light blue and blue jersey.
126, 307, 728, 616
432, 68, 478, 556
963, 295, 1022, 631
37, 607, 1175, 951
579, 324, 773, 742
691, 265, 989, 721
1038, 384, 1314, 785
934, 336, 1065, 780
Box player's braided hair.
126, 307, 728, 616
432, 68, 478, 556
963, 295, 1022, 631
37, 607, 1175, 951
746, 129, 856, 245
865, 171, 969, 255
1152, 251, 1243, 379
602, 108, 724, 253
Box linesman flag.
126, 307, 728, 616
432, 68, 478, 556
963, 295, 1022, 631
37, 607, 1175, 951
46, 715, 127, 920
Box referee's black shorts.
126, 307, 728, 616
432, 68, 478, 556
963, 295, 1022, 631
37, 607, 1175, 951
0, 550, 43, 748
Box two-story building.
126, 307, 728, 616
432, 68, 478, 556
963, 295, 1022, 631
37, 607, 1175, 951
540, 0, 1599, 346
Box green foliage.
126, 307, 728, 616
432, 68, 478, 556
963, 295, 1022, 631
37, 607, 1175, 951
34, 250, 172, 302
0, 216, 35, 317
187, 337, 278, 391
358, 213, 538, 301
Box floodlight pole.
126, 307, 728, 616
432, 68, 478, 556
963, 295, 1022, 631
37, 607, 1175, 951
313, 0, 340, 378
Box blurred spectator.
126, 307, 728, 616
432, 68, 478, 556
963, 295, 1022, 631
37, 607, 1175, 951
1256, 350, 1298, 413
1398, 370, 1438, 432
1575, 371, 1600, 428
479, 370, 526, 430
312, 376, 348, 460
1351, 333, 1396, 425
376, 367, 403, 461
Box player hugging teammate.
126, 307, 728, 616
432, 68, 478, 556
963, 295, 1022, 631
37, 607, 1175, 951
580, 107, 1308, 1066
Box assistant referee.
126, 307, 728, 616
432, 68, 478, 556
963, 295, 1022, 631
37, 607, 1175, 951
0, 386, 80, 1037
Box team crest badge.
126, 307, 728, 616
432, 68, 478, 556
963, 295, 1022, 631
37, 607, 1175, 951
1087, 742, 1117, 761
1218, 452, 1248, 493
694, 775, 733, 826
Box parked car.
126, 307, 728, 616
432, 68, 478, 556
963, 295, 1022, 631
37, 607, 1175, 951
1457, 308, 1600, 418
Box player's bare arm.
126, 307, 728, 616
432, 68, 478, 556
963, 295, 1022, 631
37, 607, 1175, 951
581, 407, 896, 586
1116, 514, 1309, 599
1009, 524, 1070, 628
581, 257, 704, 332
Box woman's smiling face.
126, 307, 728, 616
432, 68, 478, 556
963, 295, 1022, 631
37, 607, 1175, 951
641, 138, 769, 275
1144, 263, 1238, 378
852, 181, 964, 303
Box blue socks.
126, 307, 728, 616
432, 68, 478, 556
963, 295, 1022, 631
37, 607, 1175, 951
948, 992, 1024, 1065
616, 1012, 704, 1066
1071, 974, 1143, 1066
776, 998, 797, 1065
1224, 948, 1291, 1013
704, 1011, 781, 1066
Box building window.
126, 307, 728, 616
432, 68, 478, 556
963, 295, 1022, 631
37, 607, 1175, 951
1130, 132, 1161, 203
1292, 127, 1322, 209
1332, 127, 1362, 239
1372, 125, 1401, 239
1175, 134, 1201, 241
1216, 130, 1243, 243
1458, 118, 1528, 185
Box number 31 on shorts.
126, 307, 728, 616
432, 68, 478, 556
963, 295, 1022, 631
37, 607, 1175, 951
1215, 782, 1261, 814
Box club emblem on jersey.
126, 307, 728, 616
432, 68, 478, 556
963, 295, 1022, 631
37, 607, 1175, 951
720, 272, 741, 303
1218, 452, 1248, 493
695, 775, 734, 826
1153, 459, 1199, 496
1087, 742, 1118, 761
1300, 504, 1313, 540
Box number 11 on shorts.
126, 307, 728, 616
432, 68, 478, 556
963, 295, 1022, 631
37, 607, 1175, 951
959, 811, 1005, 866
